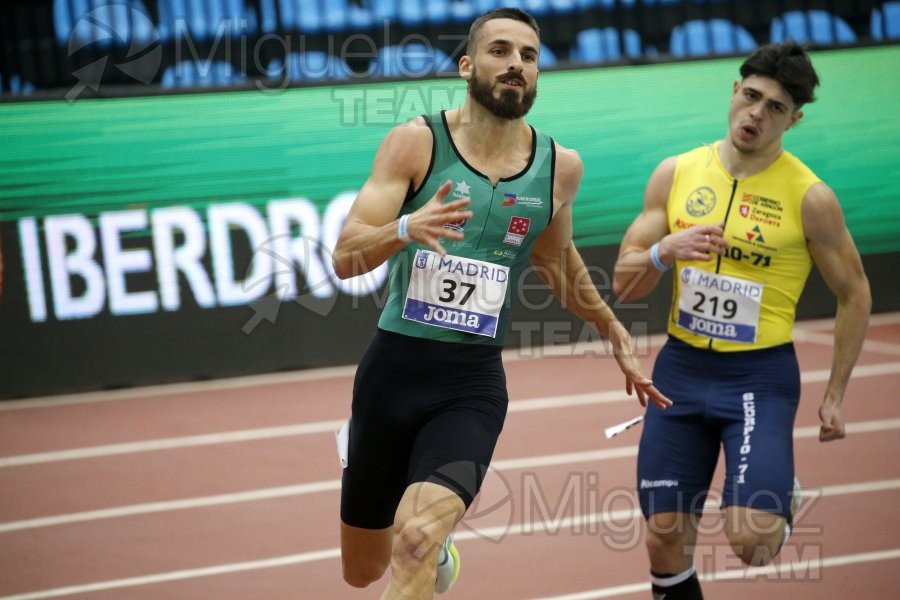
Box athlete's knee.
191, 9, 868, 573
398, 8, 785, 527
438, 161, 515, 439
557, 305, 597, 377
726, 528, 783, 566
645, 529, 691, 566
724, 508, 785, 566
645, 513, 697, 571
392, 517, 442, 573
342, 553, 388, 588
340, 524, 391, 588
646, 513, 696, 549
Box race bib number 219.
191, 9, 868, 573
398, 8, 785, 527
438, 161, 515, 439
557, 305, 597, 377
676, 267, 763, 343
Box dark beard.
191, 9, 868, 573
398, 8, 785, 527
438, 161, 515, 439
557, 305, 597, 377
468, 68, 537, 120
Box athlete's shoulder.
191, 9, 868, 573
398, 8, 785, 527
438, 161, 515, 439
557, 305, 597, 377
551, 140, 583, 178
549, 140, 583, 205
389, 115, 434, 145
377, 116, 435, 171
677, 142, 718, 164
778, 148, 822, 180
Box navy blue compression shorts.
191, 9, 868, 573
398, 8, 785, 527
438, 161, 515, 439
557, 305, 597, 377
637, 336, 800, 521
340, 328, 508, 530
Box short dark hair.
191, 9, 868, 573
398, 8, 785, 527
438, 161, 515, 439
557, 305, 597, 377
466, 8, 540, 56
739, 40, 820, 108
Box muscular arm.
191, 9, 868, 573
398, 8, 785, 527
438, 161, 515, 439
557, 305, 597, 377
332, 119, 473, 279
531, 145, 671, 409
530, 147, 617, 334
802, 183, 872, 441
613, 156, 727, 301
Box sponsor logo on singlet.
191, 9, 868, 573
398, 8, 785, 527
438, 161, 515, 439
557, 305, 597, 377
739, 192, 783, 227
686, 186, 716, 216
453, 181, 471, 198
502, 216, 531, 246
501, 193, 543, 208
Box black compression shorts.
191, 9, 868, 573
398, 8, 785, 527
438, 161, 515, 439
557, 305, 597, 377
340, 328, 508, 530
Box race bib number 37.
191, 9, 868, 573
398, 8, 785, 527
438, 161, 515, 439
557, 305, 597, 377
676, 267, 763, 343
403, 250, 509, 337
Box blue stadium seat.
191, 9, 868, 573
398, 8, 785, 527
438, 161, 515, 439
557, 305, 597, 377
1, 74, 36, 96
770, 10, 857, 45
398, 0, 441, 26
448, 1, 507, 21
266, 51, 353, 82
320, 0, 374, 32
347, 1, 374, 30
547, 0, 577, 13
550, 0, 607, 13
670, 19, 757, 57
296, 0, 327, 34
259, 0, 312, 32
871, 2, 900, 40
371, 43, 454, 78
539, 43, 557, 68
445, 0, 573, 23
219, 0, 258, 33
370, 0, 399, 23
518, 0, 553, 17
448, 0, 478, 23
53, 0, 77, 45
158, 0, 256, 42
258, 0, 328, 34
570, 27, 642, 64
477, 0, 557, 17
258, 0, 275, 32
604, 0, 680, 5
55, 0, 155, 48
161, 59, 246, 88
158, 0, 217, 41
397, 1, 420, 26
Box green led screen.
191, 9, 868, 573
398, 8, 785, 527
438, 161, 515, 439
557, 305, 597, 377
1, 45, 897, 255
0, 45, 897, 398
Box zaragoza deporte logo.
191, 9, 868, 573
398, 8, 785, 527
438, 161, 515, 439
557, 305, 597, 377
65, 3, 162, 101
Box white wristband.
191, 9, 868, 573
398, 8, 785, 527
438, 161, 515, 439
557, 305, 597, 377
650, 242, 671, 272
397, 214, 411, 243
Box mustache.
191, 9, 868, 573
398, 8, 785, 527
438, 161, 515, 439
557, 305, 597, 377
498, 73, 526, 84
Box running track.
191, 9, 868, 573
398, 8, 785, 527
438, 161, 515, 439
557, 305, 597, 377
1, 314, 899, 599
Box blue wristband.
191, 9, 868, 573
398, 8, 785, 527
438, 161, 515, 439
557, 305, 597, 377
397, 214, 411, 243
650, 242, 671, 272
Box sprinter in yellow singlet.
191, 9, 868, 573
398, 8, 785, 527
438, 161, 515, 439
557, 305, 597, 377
613, 42, 871, 599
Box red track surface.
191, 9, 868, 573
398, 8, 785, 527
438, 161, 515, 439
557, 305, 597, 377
1, 314, 899, 599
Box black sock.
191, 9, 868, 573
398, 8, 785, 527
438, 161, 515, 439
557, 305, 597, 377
650, 566, 703, 599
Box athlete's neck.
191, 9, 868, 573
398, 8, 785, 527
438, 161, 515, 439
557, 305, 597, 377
446, 104, 531, 157
718, 136, 784, 180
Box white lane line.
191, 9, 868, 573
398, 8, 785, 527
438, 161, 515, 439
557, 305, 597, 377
2, 361, 898, 469
2, 421, 898, 534
0, 481, 342, 533
512, 361, 900, 413
1, 479, 897, 600
793, 328, 900, 356
0, 421, 347, 468
793, 311, 900, 330
0, 366, 360, 411
530, 548, 900, 599
0, 548, 343, 600
867, 312, 900, 326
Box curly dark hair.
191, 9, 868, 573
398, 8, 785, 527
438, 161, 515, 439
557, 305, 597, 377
739, 40, 821, 108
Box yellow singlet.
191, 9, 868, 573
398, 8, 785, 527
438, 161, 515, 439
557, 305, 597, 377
666, 142, 821, 351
